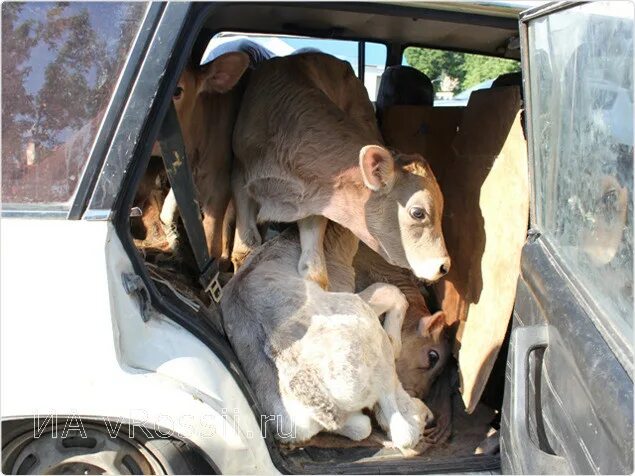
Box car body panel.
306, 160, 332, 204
2, 2, 632, 474
500, 1, 633, 473
1, 219, 278, 475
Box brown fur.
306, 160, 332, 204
133, 53, 250, 263
354, 243, 450, 399
232, 53, 449, 283
173, 54, 249, 260
131, 156, 171, 251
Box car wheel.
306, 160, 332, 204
1, 422, 214, 475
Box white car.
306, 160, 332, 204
2, 2, 632, 474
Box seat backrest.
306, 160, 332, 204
376, 66, 434, 124
381, 105, 462, 186
491, 71, 522, 91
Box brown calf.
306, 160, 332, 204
231, 52, 450, 288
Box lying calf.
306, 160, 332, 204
354, 244, 451, 399
221, 222, 433, 449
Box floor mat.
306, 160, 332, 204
281, 361, 497, 469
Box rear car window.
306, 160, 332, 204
402, 46, 520, 106
529, 1, 634, 338
205, 33, 387, 101
1, 2, 147, 210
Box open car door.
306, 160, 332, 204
501, 2, 633, 474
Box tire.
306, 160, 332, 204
1, 420, 216, 475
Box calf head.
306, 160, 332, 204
396, 311, 450, 399
173, 52, 250, 162
360, 146, 451, 282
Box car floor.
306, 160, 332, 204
279, 361, 501, 474
139, 250, 503, 473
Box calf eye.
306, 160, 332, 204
409, 206, 426, 220
428, 350, 439, 368
173, 86, 183, 99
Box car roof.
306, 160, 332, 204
202, 2, 535, 59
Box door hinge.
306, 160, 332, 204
122, 273, 151, 322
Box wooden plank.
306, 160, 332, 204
381, 105, 462, 188
381, 89, 529, 412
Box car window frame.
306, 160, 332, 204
519, 4, 634, 375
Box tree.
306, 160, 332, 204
403, 47, 466, 90
462, 54, 520, 90
403, 47, 520, 93
1, 3, 39, 173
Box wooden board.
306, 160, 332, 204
381, 89, 529, 413
381, 105, 462, 187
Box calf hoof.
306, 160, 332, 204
411, 397, 435, 432
336, 413, 372, 441
298, 255, 329, 290
389, 413, 421, 450
218, 256, 233, 273
231, 249, 251, 271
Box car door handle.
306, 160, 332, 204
510, 325, 570, 474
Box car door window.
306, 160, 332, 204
529, 1, 634, 341
1, 2, 148, 210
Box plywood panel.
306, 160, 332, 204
382, 90, 528, 413
381, 105, 462, 187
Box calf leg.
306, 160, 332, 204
159, 188, 180, 252
220, 200, 235, 270
357, 283, 408, 358
231, 164, 262, 270
375, 381, 433, 449
201, 178, 231, 260
375, 381, 421, 450
335, 412, 372, 441
298, 215, 329, 290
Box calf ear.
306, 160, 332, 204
418, 311, 446, 339
399, 153, 434, 178
359, 145, 395, 193
201, 52, 250, 94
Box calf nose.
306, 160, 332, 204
439, 259, 451, 276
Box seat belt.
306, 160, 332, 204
157, 102, 222, 304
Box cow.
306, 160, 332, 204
157, 40, 273, 265
353, 243, 450, 399
230, 52, 450, 290
221, 221, 433, 449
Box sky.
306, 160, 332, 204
206, 34, 388, 69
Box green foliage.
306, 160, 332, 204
461, 54, 520, 90
403, 47, 520, 93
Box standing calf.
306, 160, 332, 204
161, 51, 250, 262
158, 41, 272, 263
231, 52, 450, 288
